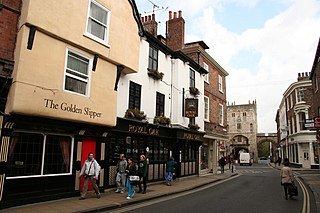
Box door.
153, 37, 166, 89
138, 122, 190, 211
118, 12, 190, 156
79, 138, 96, 191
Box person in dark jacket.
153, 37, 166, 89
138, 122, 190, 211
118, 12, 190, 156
125, 158, 137, 199
138, 154, 148, 194
165, 157, 177, 186
218, 156, 226, 173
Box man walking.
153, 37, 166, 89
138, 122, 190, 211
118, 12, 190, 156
79, 152, 101, 200
115, 154, 127, 194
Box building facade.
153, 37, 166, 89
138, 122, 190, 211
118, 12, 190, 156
0, 0, 142, 208
277, 72, 317, 169
227, 101, 258, 163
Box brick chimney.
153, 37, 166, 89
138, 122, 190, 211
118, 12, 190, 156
141, 14, 158, 36
166, 10, 185, 51
297, 72, 310, 81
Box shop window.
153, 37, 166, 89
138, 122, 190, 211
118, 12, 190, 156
159, 140, 164, 161
86, 0, 110, 44
156, 92, 165, 116
64, 50, 91, 96
7, 132, 72, 178
128, 81, 142, 110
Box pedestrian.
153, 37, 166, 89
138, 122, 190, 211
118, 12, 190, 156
125, 158, 138, 200
115, 154, 127, 194
79, 152, 101, 200
138, 154, 148, 194
226, 155, 232, 169
165, 157, 177, 186
218, 156, 226, 173
278, 156, 282, 166
280, 158, 295, 200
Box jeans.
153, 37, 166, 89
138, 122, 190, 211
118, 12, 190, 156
126, 179, 135, 198
116, 172, 126, 191
81, 176, 100, 198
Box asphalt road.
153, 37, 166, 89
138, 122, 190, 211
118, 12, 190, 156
113, 164, 307, 213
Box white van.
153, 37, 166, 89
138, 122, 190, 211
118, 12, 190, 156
239, 153, 252, 166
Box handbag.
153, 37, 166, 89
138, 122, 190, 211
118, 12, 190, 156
288, 183, 298, 196
129, 175, 140, 182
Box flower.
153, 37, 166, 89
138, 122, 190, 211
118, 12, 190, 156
154, 115, 170, 126
125, 108, 146, 120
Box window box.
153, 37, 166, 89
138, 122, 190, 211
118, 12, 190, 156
189, 87, 200, 96
125, 108, 146, 120
154, 115, 170, 126
148, 69, 164, 80
188, 124, 200, 131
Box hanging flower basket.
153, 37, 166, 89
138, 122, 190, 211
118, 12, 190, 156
188, 123, 200, 131
154, 115, 171, 126
125, 108, 146, 120
189, 87, 200, 96
148, 69, 164, 80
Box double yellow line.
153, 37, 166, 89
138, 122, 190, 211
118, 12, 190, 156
296, 177, 310, 213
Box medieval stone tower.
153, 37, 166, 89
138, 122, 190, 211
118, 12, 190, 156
227, 100, 258, 163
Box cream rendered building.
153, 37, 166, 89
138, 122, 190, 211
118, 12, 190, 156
0, 0, 143, 208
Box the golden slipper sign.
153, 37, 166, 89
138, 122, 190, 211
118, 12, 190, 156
44, 98, 102, 119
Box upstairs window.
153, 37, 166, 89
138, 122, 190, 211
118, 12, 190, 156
203, 62, 209, 83
219, 104, 223, 125
64, 50, 91, 96
204, 96, 209, 121
232, 113, 235, 117
298, 112, 306, 131
297, 88, 305, 102
190, 68, 195, 88
128, 81, 141, 110
218, 75, 223, 93
156, 92, 165, 116
86, 0, 110, 43
148, 46, 158, 71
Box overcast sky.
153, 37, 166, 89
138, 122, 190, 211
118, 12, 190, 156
135, 0, 320, 133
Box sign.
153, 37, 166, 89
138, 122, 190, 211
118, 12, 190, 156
305, 118, 315, 129
315, 116, 320, 129
185, 98, 198, 118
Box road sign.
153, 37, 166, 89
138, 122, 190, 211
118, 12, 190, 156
305, 119, 315, 129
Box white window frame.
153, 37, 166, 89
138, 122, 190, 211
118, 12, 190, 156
290, 93, 293, 109
219, 104, 224, 125
84, 0, 111, 45
63, 48, 92, 97
203, 62, 209, 83
204, 96, 209, 121
296, 87, 305, 103
218, 75, 223, 93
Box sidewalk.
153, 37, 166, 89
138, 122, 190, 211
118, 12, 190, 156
2, 171, 237, 213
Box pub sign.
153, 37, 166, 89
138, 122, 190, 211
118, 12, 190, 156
185, 98, 198, 118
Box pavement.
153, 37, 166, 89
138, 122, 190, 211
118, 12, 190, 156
1, 171, 238, 213
3, 164, 320, 213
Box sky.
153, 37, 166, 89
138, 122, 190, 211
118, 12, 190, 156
135, 0, 320, 133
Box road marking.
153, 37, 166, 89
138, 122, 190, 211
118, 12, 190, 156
296, 177, 310, 213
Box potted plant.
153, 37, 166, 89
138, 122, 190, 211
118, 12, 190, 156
125, 108, 146, 120
154, 115, 171, 126
189, 87, 200, 96
147, 68, 164, 80
188, 123, 200, 131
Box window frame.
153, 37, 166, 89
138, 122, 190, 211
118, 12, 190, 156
156, 92, 165, 116
204, 96, 209, 121
148, 45, 159, 71
218, 75, 223, 93
84, 0, 111, 45
219, 104, 224, 126
296, 87, 305, 103
128, 81, 142, 110
63, 48, 92, 96
190, 68, 196, 88
203, 62, 209, 83
6, 131, 74, 179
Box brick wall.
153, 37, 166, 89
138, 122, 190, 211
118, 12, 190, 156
0, 0, 22, 61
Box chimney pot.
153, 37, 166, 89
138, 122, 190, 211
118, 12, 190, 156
141, 16, 144, 23
148, 15, 151, 21
152, 14, 155, 20
178, 10, 182, 18
173, 12, 177, 19
169, 11, 172, 20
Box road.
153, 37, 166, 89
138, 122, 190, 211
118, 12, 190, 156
109, 164, 313, 213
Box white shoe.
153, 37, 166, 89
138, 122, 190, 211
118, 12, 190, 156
120, 191, 124, 194
126, 196, 131, 200
115, 189, 120, 193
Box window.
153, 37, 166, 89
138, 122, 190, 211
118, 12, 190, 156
298, 112, 306, 131
203, 62, 209, 83
190, 68, 195, 88
232, 113, 235, 117
243, 112, 246, 116
148, 46, 158, 71
128, 81, 141, 110
86, 0, 110, 43
204, 96, 209, 121
219, 104, 223, 125
297, 88, 305, 102
7, 132, 72, 178
290, 94, 293, 108
156, 92, 165, 116
218, 75, 223, 92
250, 123, 253, 132
314, 73, 318, 93
237, 123, 241, 130
64, 50, 91, 95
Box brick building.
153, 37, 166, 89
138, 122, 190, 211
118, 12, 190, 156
310, 38, 320, 119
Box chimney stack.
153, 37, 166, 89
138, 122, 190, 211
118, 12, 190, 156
141, 13, 158, 36
166, 10, 185, 51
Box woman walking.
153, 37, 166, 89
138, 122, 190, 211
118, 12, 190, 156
125, 158, 137, 199
165, 157, 177, 186
280, 158, 295, 200
138, 154, 148, 194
